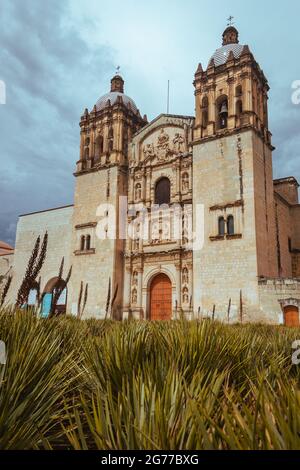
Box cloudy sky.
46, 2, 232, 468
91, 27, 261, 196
0, 0, 299, 245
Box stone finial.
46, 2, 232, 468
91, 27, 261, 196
227, 50, 235, 62
241, 44, 251, 56
195, 63, 203, 75
208, 57, 215, 68
222, 26, 239, 45
143, 114, 148, 122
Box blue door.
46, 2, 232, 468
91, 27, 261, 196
41, 293, 52, 318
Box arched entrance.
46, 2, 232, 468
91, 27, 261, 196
284, 305, 300, 327
41, 277, 67, 318
150, 273, 172, 321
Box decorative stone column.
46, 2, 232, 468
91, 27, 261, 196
187, 261, 193, 318
137, 267, 143, 308
142, 170, 147, 201
175, 261, 182, 312
103, 120, 109, 153
175, 161, 181, 201
146, 168, 152, 204
122, 266, 132, 320
227, 77, 235, 129
124, 266, 131, 308
207, 84, 216, 136
128, 169, 135, 204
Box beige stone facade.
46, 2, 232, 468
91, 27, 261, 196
3, 26, 300, 324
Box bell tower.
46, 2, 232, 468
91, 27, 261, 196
69, 74, 147, 319
192, 26, 278, 321
193, 26, 271, 144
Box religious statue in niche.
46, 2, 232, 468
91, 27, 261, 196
132, 271, 138, 286
182, 287, 189, 304
182, 267, 189, 285
142, 127, 188, 164
173, 133, 185, 153
156, 129, 170, 161
182, 173, 189, 191
132, 288, 137, 305
135, 183, 142, 200
143, 143, 155, 160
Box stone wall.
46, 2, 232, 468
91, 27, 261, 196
274, 194, 293, 277
252, 134, 277, 278
0, 253, 14, 278
0, 253, 14, 296
192, 129, 261, 322
68, 166, 125, 319
8, 206, 73, 304
258, 278, 300, 324
291, 205, 300, 248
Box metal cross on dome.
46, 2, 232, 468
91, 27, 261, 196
115, 65, 121, 74
227, 15, 234, 26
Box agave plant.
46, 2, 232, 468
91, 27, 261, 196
0, 309, 300, 449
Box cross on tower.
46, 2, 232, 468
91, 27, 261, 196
115, 65, 121, 75
227, 15, 234, 26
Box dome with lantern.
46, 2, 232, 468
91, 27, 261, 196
209, 26, 246, 67
95, 73, 139, 114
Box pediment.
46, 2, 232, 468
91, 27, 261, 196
130, 114, 194, 167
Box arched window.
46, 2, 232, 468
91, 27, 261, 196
216, 96, 228, 130
135, 183, 142, 200
236, 100, 243, 117
155, 177, 170, 205
108, 127, 114, 152
123, 126, 128, 157
227, 215, 235, 235
202, 96, 209, 129
86, 235, 91, 251
84, 147, 89, 159
80, 235, 85, 251
235, 85, 242, 97
182, 172, 189, 192
95, 134, 103, 159
218, 217, 225, 236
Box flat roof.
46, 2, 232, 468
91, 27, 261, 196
19, 204, 74, 218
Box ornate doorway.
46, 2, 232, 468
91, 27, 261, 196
284, 305, 300, 327
150, 273, 172, 321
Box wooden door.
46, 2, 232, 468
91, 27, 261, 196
284, 305, 299, 327
150, 274, 172, 321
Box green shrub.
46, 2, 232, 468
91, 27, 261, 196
0, 309, 300, 449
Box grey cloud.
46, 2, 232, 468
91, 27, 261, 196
0, 0, 114, 245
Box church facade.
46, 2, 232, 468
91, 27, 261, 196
2, 26, 300, 324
